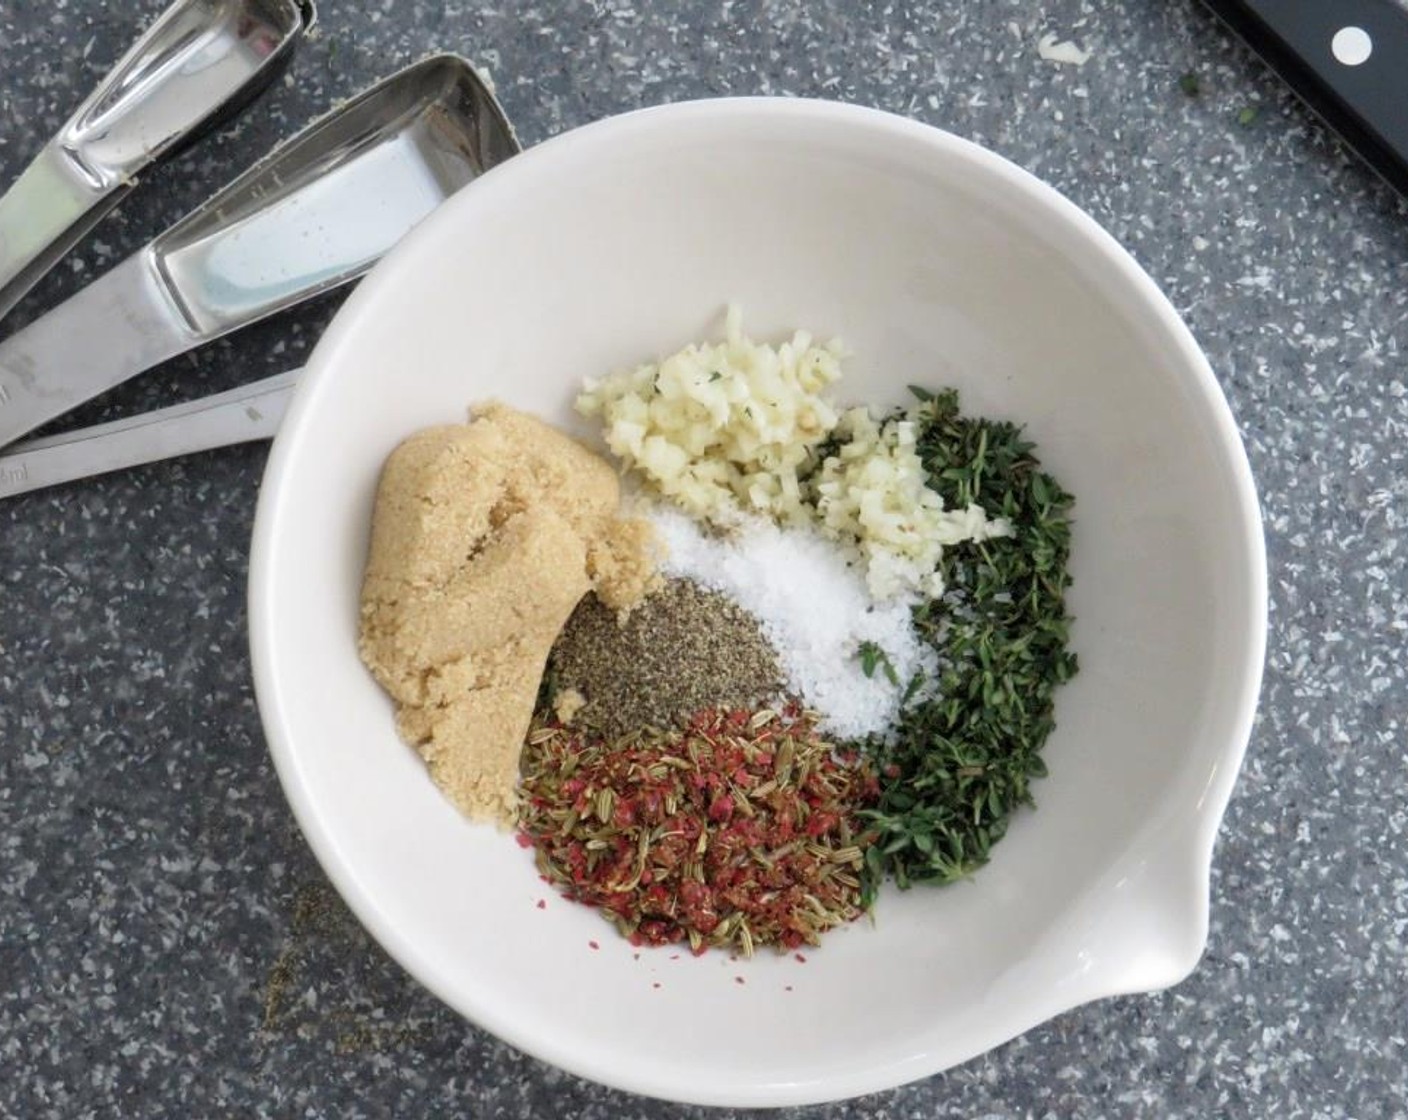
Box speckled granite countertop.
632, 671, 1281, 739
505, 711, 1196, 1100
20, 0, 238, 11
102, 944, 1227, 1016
1, 1, 1404, 1116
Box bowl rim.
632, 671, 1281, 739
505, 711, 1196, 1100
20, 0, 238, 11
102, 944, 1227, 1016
248, 95, 1268, 1106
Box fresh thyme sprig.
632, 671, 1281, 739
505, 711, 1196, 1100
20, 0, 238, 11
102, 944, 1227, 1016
859, 388, 1078, 904
857, 640, 901, 686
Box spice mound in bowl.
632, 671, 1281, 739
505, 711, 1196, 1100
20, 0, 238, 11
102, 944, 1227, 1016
520, 704, 878, 957
250, 98, 1266, 1108
545, 578, 784, 737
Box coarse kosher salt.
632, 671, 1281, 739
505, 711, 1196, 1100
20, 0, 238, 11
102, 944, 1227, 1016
646, 506, 937, 741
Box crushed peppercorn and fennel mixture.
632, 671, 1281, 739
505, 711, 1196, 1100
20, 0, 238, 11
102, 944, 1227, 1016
358, 308, 1076, 957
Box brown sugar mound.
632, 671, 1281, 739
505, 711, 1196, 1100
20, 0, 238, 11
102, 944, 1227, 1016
358, 403, 657, 825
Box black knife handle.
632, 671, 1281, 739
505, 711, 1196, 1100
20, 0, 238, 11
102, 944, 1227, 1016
1200, 0, 1408, 198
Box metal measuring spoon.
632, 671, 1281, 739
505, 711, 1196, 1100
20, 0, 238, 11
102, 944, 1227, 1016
0, 0, 316, 324
0, 53, 518, 466
0, 370, 299, 498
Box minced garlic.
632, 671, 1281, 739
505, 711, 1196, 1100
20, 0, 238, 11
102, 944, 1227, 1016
812, 407, 1010, 598
577, 304, 844, 526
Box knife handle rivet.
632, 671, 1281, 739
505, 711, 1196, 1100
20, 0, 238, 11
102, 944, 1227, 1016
1331, 26, 1373, 67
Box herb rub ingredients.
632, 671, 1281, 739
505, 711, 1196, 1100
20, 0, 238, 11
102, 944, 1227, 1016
358, 403, 657, 826
519, 705, 878, 955
546, 578, 784, 738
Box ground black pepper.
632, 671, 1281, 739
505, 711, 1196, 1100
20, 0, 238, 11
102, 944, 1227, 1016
543, 578, 783, 737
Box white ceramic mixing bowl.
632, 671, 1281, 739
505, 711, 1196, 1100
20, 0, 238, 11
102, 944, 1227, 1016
249, 98, 1266, 1107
